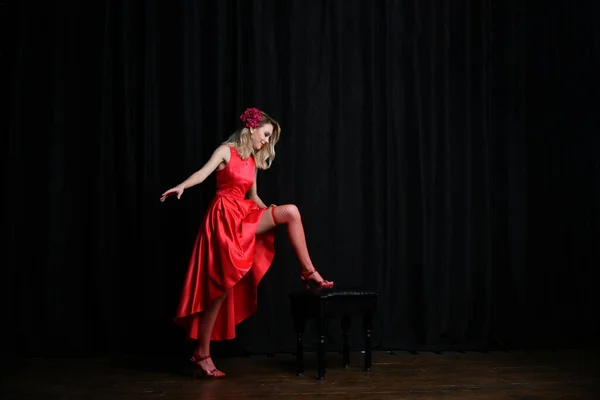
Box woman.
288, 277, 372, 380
160, 108, 334, 379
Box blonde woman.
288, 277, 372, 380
160, 108, 334, 379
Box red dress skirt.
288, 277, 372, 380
174, 146, 275, 341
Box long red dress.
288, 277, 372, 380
174, 145, 276, 341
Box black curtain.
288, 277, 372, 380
4, 0, 599, 358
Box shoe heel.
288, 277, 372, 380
190, 354, 226, 379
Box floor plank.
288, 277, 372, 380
2, 349, 599, 399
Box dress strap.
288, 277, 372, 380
228, 145, 239, 160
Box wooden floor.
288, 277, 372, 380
3, 349, 600, 399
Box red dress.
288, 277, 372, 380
174, 145, 276, 341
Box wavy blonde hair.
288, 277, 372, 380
223, 110, 281, 170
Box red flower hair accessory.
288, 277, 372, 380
240, 107, 263, 128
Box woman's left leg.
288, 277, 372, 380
256, 205, 333, 288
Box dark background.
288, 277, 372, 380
3, 0, 599, 359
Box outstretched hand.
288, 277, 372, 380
160, 184, 185, 202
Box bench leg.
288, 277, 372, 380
317, 317, 326, 380
341, 315, 351, 368
363, 314, 373, 372
294, 316, 305, 376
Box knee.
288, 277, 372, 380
287, 204, 301, 220
276, 204, 301, 223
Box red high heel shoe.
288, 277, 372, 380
190, 354, 226, 379
301, 268, 334, 289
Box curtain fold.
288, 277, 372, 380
4, 0, 599, 357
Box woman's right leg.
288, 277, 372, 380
192, 292, 227, 376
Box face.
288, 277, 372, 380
250, 123, 273, 151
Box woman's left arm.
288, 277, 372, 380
248, 168, 268, 208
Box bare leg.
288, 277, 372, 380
256, 205, 333, 287
192, 293, 227, 375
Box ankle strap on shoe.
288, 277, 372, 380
302, 269, 316, 279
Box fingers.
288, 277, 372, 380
159, 187, 184, 202
160, 190, 174, 202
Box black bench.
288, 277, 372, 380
289, 288, 379, 380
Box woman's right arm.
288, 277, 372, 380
160, 144, 230, 202
181, 144, 230, 189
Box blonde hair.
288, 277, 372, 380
223, 110, 281, 170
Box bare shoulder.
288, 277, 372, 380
214, 144, 232, 160
214, 144, 232, 170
